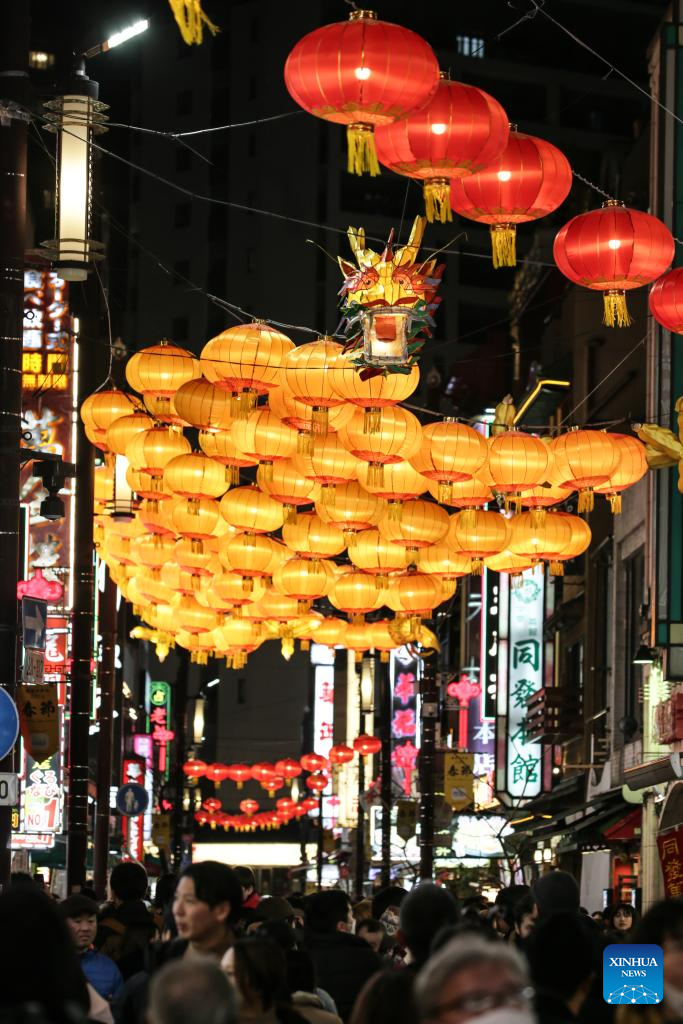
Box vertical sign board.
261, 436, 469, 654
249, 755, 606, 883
120, 756, 146, 861
146, 680, 173, 781
390, 648, 419, 797
311, 644, 336, 826
496, 569, 543, 800
132, 734, 155, 842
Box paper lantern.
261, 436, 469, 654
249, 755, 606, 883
367, 619, 399, 662
487, 431, 549, 511
212, 571, 266, 611
508, 511, 573, 575
329, 356, 420, 433
106, 412, 154, 457
183, 759, 207, 779
315, 480, 381, 545
220, 485, 284, 534
276, 759, 302, 782
329, 744, 355, 766
375, 77, 509, 223
199, 427, 257, 486
269, 384, 354, 453
350, 527, 408, 584
305, 772, 329, 793
273, 557, 334, 612
81, 389, 137, 451
330, 570, 382, 621
353, 734, 382, 756
222, 532, 279, 590
380, 498, 450, 563
214, 617, 262, 669
338, 406, 422, 486
293, 432, 360, 488
174, 377, 233, 430
484, 550, 534, 586
226, 764, 252, 789
284, 10, 439, 176
172, 497, 221, 542
649, 266, 683, 333
281, 337, 346, 436
200, 322, 294, 416
549, 512, 592, 573
550, 431, 621, 512
164, 452, 228, 500
427, 474, 493, 510
126, 426, 191, 476
553, 201, 674, 327
133, 533, 177, 570
521, 482, 573, 525
240, 799, 259, 815
126, 340, 200, 414
386, 571, 445, 627
451, 129, 572, 267
344, 621, 374, 660
450, 509, 510, 573
282, 512, 346, 561
204, 763, 231, 787
172, 594, 219, 634
257, 459, 319, 523
313, 617, 349, 648
231, 407, 298, 480
417, 542, 471, 595
594, 434, 647, 513
301, 752, 329, 773
411, 421, 488, 503
357, 459, 428, 517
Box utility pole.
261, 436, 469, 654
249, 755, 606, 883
418, 653, 438, 881
93, 566, 117, 897
0, 1, 29, 890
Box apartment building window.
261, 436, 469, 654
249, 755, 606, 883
456, 35, 484, 57
174, 202, 191, 229
624, 548, 645, 723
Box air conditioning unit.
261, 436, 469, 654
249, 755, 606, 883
624, 753, 683, 791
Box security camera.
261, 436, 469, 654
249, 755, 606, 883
32, 456, 76, 522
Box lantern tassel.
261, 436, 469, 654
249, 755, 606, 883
283, 503, 297, 525
375, 574, 388, 591
387, 500, 402, 522
530, 508, 547, 528
260, 460, 274, 483
298, 430, 313, 455
347, 123, 380, 177
490, 224, 516, 268
300, 639, 310, 652
549, 560, 564, 577
297, 599, 311, 615
363, 407, 382, 434
578, 488, 595, 513
228, 465, 240, 486
603, 289, 632, 328
608, 493, 622, 514
281, 636, 295, 661
460, 508, 476, 530
242, 576, 254, 593
367, 462, 385, 488
311, 406, 329, 435
424, 178, 452, 223
343, 529, 357, 550
438, 481, 454, 505
470, 558, 483, 575
511, 573, 523, 589
441, 578, 457, 597
380, 651, 389, 663
191, 537, 204, 554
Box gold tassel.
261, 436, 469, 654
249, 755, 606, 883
229, 465, 240, 486
224, 467, 233, 489
511, 573, 523, 589
405, 546, 419, 569
355, 650, 363, 662
460, 508, 476, 530
387, 500, 403, 522
188, 497, 200, 516
347, 123, 380, 176
343, 529, 358, 550
530, 507, 547, 528
549, 560, 565, 577
260, 460, 274, 483
609, 493, 622, 514
233, 651, 247, 670
191, 537, 204, 554
311, 407, 329, 435
306, 557, 321, 574
297, 599, 311, 614
578, 488, 594, 513
231, 390, 253, 419
490, 224, 516, 268
471, 558, 483, 575
603, 289, 632, 328
351, 613, 364, 626
191, 574, 201, 591
283, 504, 298, 525
441, 578, 457, 597
168, 0, 219, 46
375, 574, 388, 590
364, 407, 382, 434
380, 651, 389, 663
300, 639, 310, 652
367, 462, 385, 487
423, 178, 452, 223
298, 430, 313, 455
438, 481, 454, 505
242, 576, 254, 593
281, 636, 295, 661
233, 605, 242, 618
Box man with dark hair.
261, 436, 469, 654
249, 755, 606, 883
233, 864, 260, 910
62, 894, 123, 1002
526, 912, 595, 1023
399, 882, 459, 971
149, 958, 236, 1024
356, 918, 385, 954
512, 894, 537, 946
370, 886, 407, 939
530, 870, 580, 921
304, 890, 382, 1022
97, 861, 157, 980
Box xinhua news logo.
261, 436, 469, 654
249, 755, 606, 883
603, 944, 663, 1005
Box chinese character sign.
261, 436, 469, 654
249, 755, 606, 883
121, 757, 146, 861
504, 571, 543, 799
21, 750, 62, 834
313, 664, 335, 761
657, 828, 683, 899
391, 648, 420, 797
146, 680, 173, 780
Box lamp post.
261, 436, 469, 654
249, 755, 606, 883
355, 657, 375, 899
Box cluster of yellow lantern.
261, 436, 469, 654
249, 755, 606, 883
82, 329, 648, 666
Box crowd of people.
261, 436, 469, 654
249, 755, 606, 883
1, 862, 682, 1024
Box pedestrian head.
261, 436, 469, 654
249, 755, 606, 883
173, 862, 243, 947
607, 901, 638, 934
633, 901, 683, 1019
222, 936, 289, 1014
399, 883, 459, 969
233, 865, 256, 901
356, 917, 386, 953
513, 894, 537, 942
305, 889, 354, 935
154, 873, 178, 909
109, 860, 148, 903
526, 912, 594, 1017
530, 869, 579, 919
350, 969, 417, 1024
414, 935, 533, 1024
150, 957, 236, 1024
0, 889, 90, 1024
60, 894, 99, 954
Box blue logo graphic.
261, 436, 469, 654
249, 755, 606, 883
603, 944, 663, 1005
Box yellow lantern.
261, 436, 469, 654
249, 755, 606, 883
176, 629, 218, 665
164, 452, 228, 501
126, 426, 191, 476
521, 481, 573, 526
280, 337, 346, 435
550, 430, 621, 513
417, 542, 471, 595
273, 557, 334, 612
411, 420, 488, 503
548, 512, 592, 574
329, 355, 420, 433
106, 412, 154, 456
282, 512, 346, 561
256, 459, 319, 524
161, 561, 212, 596
380, 498, 449, 563
126, 465, 171, 501
269, 385, 354, 452
214, 617, 263, 669
172, 497, 221, 541
172, 594, 220, 634
329, 570, 382, 622
222, 532, 279, 590
173, 377, 234, 431
199, 427, 257, 486
231, 407, 298, 481
81, 389, 137, 451
293, 432, 360, 489
200, 322, 294, 416
314, 617, 349, 648
213, 571, 267, 612
135, 571, 175, 606
450, 509, 510, 573
386, 570, 446, 630
219, 485, 285, 534
126, 339, 200, 399
133, 533, 178, 570
174, 536, 220, 574
484, 550, 534, 587
94, 459, 114, 513
508, 511, 574, 575
143, 393, 185, 427
337, 405, 422, 486
367, 619, 400, 662
357, 459, 428, 518
487, 430, 549, 511
427, 474, 493, 514
344, 621, 374, 662
315, 480, 381, 547
349, 527, 407, 586
245, 591, 303, 623
594, 433, 647, 513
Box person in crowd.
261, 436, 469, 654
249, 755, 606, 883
531, 870, 580, 921
254, 896, 297, 929
616, 900, 683, 1023
235, 866, 261, 911
591, 911, 606, 931
255, 917, 338, 1017
413, 934, 535, 1024
149, 958, 236, 1024
605, 902, 639, 942
304, 890, 382, 1022
286, 948, 342, 1024
0, 887, 107, 1024
352, 900, 373, 924
97, 862, 157, 979
222, 935, 308, 1024
398, 882, 459, 972
8, 870, 38, 890
61, 894, 124, 1003
512, 894, 537, 947
349, 969, 417, 1024
355, 919, 385, 954
152, 873, 178, 941
370, 887, 407, 939
526, 912, 595, 1024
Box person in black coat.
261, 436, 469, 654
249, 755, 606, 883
303, 891, 382, 1023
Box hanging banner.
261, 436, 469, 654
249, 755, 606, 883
17, 684, 59, 760
22, 749, 62, 833
657, 827, 683, 898
390, 647, 419, 797
443, 751, 475, 811
146, 680, 174, 780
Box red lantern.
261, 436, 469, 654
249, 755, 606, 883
451, 129, 572, 267
275, 757, 302, 782
329, 744, 355, 766
260, 775, 284, 796
251, 762, 276, 784
226, 763, 251, 790
301, 796, 319, 812
204, 763, 231, 788
306, 771, 329, 793
553, 200, 674, 327
353, 734, 382, 757
284, 10, 439, 176
203, 797, 222, 813
649, 266, 683, 333
301, 752, 329, 773
194, 810, 209, 827
375, 77, 509, 223
276, 797, 296, 814
240, 798, 259, 815
182, 759, 207, 780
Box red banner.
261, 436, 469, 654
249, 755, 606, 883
657, 826, 683, 898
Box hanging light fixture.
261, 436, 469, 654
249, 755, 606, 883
43, 60, 108, 280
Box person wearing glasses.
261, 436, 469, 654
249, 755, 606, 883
413, 936, 535, 1024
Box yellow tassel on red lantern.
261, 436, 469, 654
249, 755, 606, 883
549, 560, 564, 577
490, 224, 516, 268
363, 407, 382, 434
603, 289, 632, 328
423, 178, 452, 223
347, 123, 380, 176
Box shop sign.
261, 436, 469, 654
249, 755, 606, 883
657, 826, 683, 898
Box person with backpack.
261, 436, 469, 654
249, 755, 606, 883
96, 861, 158, 980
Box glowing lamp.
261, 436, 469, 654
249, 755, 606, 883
301, 752, 329, 773
353, 734, 382, 756
329, 744, 355, 766
182, 759, 207, 780
226, 764, 252, 789
305, 772, 329, 793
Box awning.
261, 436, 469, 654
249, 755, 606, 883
556, 793, 632, 853
603, 807, 642, 842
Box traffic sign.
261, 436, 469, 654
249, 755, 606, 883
0, 773, 18, 806
116, 783, 149, 817
0, 689, 19, 760
22, 597, 47, 651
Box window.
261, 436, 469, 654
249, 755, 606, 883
174, 202, 191, 228
172, 316, 189, 341
176, 90, 193, 115
175, 147, 192, 173
456, 35, 484, 58
624, 549, 645, 724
